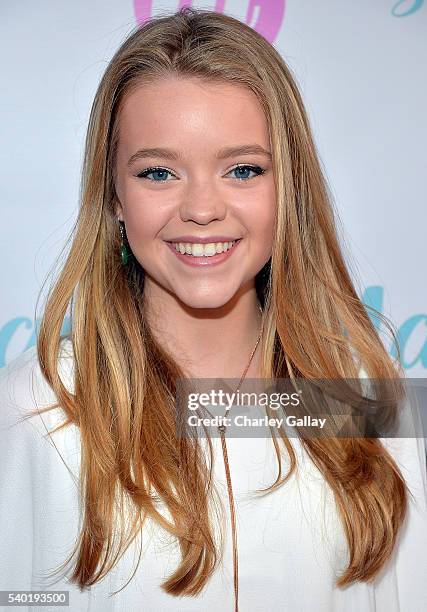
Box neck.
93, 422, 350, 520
142, 282, 263, 380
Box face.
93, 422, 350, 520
114, 76, 276, 310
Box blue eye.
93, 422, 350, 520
136, 164, 266, 182
229, 165, 265, 180
137, 167, 173, 181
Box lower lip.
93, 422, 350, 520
165, 240, 242, 267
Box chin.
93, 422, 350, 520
176, 289, 236, 311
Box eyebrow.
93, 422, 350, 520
127, 144, 272, 167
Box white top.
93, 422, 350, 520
0, 340, 426, 612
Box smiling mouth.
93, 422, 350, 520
166, 238, 242, 258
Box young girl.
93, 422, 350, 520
1, 8, 426, 612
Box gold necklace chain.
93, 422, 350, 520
209, 303, 264, 612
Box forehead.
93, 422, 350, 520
116, 77, 270, 156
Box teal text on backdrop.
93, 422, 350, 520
0, 286, 425, 369
391, 0, 424, 16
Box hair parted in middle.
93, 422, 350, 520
32, 7, 408, 599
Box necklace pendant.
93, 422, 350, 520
217, 424, 226, 434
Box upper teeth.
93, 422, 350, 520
171, 241, 236, 257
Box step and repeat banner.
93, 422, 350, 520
1, 1, 425, 376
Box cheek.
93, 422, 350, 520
121, 189, 169, 243
258, 224, 275, 262
262, 185, 277, 242
123, 209, 166, 255
246, 192, 276, 247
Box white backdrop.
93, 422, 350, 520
1, 1, 426, 382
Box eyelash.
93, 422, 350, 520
135, 164, 266, 182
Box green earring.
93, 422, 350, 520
119, 220, 130, 265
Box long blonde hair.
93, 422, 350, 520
29, 7, 407, 596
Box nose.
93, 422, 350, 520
178, 179, 227, 225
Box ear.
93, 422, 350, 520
114, 199, 124, 222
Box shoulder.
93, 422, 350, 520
0, 337, 77, 458
0, 340, 81, 585
358, 362, 427, 505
